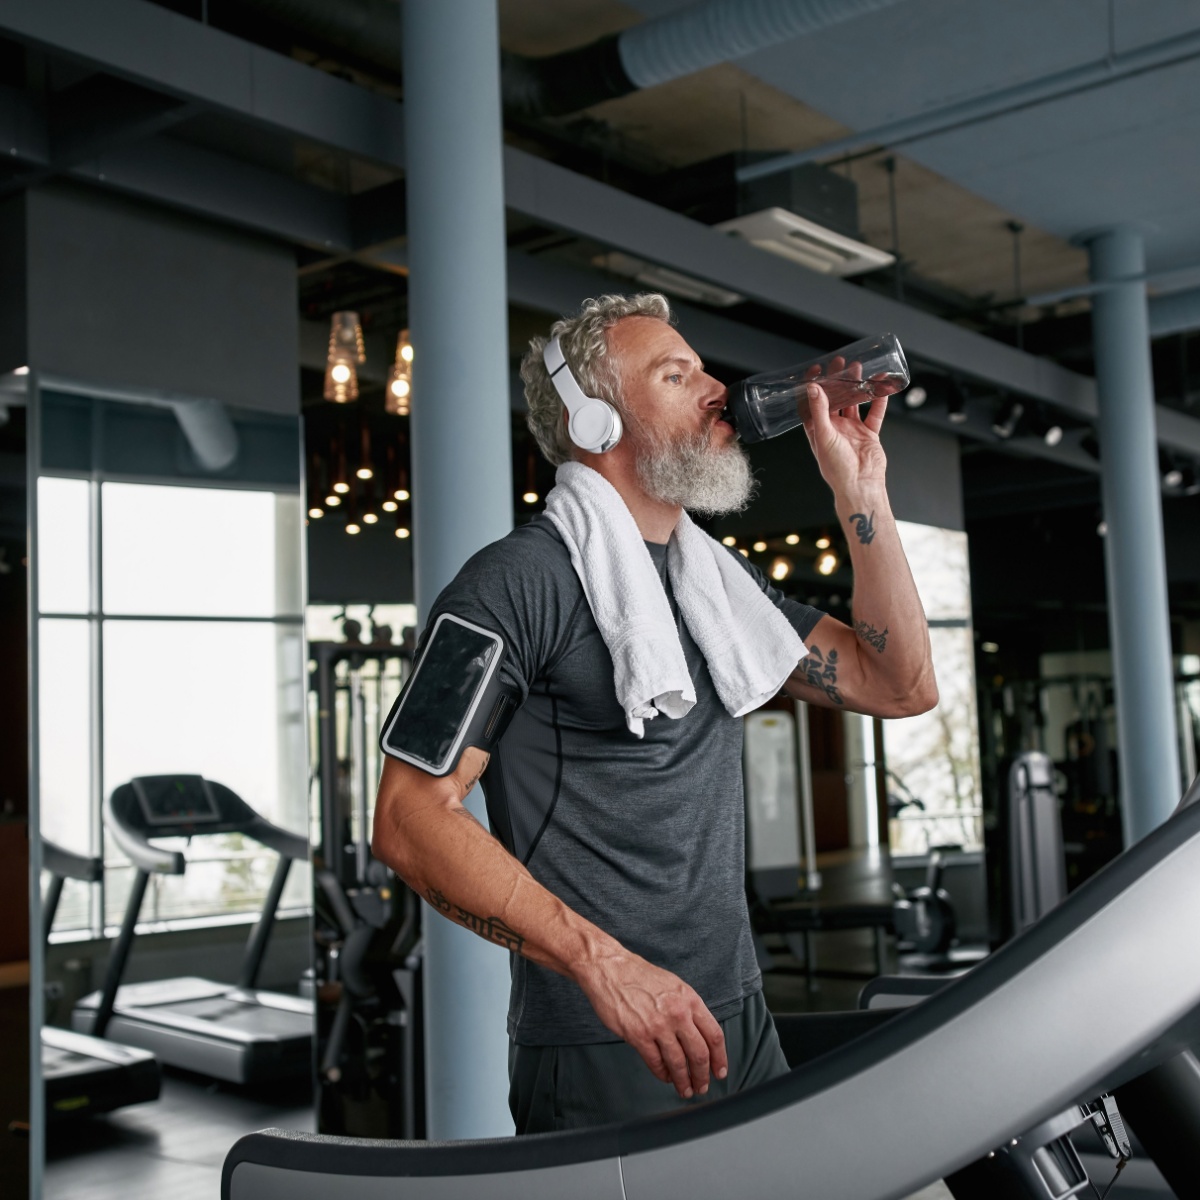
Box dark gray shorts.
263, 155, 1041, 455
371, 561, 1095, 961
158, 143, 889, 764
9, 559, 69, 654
508, 990, 788, 1134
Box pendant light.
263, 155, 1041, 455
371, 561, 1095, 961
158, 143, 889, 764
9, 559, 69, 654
324, 311, 366, 403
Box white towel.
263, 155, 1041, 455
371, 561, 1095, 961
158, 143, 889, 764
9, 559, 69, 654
544, 462, 808, 737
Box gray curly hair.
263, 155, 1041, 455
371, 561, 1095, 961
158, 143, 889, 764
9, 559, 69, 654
520, 293, 675, 466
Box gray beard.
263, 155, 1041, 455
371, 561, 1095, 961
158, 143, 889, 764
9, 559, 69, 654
633, 424, 757, 517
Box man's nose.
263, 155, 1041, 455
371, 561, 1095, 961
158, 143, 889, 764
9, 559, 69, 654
701, 375, 727, 409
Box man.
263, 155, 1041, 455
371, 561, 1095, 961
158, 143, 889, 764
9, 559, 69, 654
371, 293, 937, 1133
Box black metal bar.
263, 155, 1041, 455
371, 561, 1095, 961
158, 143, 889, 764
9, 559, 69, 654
92, 869, 150, 1039
42, 875, 64, 945
239, 854, 291, 990
315, 643, 341, 883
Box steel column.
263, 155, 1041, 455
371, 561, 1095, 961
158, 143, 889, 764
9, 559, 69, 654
1086, 227, 1180, 843
402, 0, 514, 1140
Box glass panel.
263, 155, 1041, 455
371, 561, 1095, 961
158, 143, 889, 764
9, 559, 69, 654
38, 618, 92, 858
101, 482, 289, 617
37, 477, 90, 614
102, 620, 309, 922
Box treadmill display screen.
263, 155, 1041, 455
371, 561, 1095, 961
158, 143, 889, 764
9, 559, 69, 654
382, 616, 502, 773
132, 776, 221, 826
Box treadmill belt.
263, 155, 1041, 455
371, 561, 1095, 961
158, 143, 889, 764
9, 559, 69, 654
153, 996, 312, 1037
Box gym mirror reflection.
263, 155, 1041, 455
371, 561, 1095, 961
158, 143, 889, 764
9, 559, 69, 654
31, 382, 313, 1196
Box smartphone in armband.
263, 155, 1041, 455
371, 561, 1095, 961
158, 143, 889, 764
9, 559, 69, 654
379, 613, 517, 777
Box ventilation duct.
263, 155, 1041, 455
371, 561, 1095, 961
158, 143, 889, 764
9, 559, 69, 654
238, 0, 909, 119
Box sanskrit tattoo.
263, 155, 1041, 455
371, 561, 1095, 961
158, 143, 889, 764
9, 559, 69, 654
849, 511, 876, 545
799, 645, 844, 706
854, 619, 889, 654
425, 887, 525, 954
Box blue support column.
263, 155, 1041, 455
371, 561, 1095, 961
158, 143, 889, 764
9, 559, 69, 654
402, 0, 514, 1139
1086, 227, 1180, 842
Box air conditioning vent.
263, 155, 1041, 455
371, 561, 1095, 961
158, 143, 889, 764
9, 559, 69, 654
716, 207, 895, 277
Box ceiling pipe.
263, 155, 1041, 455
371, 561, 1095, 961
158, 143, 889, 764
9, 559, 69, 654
237, 0, 909, 119
738, 26, 1200, 184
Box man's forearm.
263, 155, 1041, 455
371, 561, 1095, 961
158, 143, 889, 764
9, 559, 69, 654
373, 788, 624, 982
835, 482, 936, 713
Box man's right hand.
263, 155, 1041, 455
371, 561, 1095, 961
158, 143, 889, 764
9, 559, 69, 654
575, 952, 728, 1099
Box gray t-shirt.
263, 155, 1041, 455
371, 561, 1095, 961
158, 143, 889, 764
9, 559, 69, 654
422, 515, 825, 1045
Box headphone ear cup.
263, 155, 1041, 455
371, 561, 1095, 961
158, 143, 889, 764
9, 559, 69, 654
569, 400, 622, 454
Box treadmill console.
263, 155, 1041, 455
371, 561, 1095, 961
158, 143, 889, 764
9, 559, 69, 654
132, 776, 222, 827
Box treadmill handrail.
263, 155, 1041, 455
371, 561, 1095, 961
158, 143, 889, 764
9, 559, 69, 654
244, 815, 308, 863
42, 839, 103, 884
103, 792, 186, 875
222, 786, 1200, 1197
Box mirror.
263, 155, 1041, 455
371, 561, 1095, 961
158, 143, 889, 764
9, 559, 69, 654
29, 381, 313, 1197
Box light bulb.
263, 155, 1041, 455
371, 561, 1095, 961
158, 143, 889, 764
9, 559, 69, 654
721, 535, 737, 547
400, 343, 414, 363
815, 536, 831, 550
395, 526, 410, 539
904, 386, 927, 409
356, 466, 374, 480
325, 494, 341, 507
333, 481, 350, 495
752, 540, 767, 553
363, 512, 379, 525
308, 506, 324, 519
816, 549, 839, 576
331, 363, 352, 385
523, 491, 539, 504
739, 548, 749, 558
394, 488, 410, 501
346, 522, 361, 535
391, 378, 411, 398
770, 557, 792, 581
785, 533, 800, 545
382, 499, 398, 512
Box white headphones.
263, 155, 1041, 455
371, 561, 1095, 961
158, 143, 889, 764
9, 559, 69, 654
543, 336, 623, 454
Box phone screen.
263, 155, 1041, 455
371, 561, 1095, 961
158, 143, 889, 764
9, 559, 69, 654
384, 618, 500, 770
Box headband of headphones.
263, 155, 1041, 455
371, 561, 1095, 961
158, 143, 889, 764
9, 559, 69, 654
543, 336, 622, 454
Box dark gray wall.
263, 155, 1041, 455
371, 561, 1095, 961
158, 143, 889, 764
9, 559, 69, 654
24, 184, 299, 414
714, 412, 964, 538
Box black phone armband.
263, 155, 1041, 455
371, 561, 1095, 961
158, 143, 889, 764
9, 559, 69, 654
379, 613, 518, 777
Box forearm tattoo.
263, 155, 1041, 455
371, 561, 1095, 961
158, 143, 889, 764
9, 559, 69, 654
849, 511, 876, 545
854, 619, 889, 654
425, 886, 525, 954
799, 645, 844, 706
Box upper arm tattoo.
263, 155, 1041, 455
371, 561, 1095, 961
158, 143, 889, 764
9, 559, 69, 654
849, 511, 876, 545
854, 619, 888, 654
798, 644, 844, 706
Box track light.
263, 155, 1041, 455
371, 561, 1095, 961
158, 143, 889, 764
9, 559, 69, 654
904, 385, 927, 409
815, 548, 840, 576
1029, 409, 1064, 447
992, 399, 1025, 439
324, 312, 366, 403
946, 383, 968, 424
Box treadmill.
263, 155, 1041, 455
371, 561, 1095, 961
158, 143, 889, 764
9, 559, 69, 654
73, 775, 313, 1085
41, 840, 161, 1120
224, 776, 1200, 1199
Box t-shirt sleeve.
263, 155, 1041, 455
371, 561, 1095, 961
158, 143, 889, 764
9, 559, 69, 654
723, 544, 827, 642
417, 533, 564, 705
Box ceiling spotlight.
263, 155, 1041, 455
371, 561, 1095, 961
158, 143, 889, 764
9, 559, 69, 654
721, 535, 737, 547
785, 533, 800, 546
325, 494, 341, 507
753, 540, 767, 553
1042, 421, 1063, 447
324, 311, 366, 403
346, 522, 362, 536
362, 512, 379, 525
815, 535, 831, 550
395, 526, 411, 539
523, 491, 539, 505
815, 548, 840, 576
308, 506, 324, 519
769, 556, 793, 582
946, 386, 967, 424
1164, 466, 1185, 489
992, 399, 1025, 439
904, 385, 927, 409
382, 499, 398, 512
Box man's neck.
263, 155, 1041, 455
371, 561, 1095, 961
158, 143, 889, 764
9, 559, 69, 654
574, 450, 681, 544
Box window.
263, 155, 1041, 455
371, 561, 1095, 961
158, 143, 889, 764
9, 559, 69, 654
37, 477, 309, 937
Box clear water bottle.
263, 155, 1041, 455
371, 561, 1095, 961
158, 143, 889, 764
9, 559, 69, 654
724, 332, 909, 443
